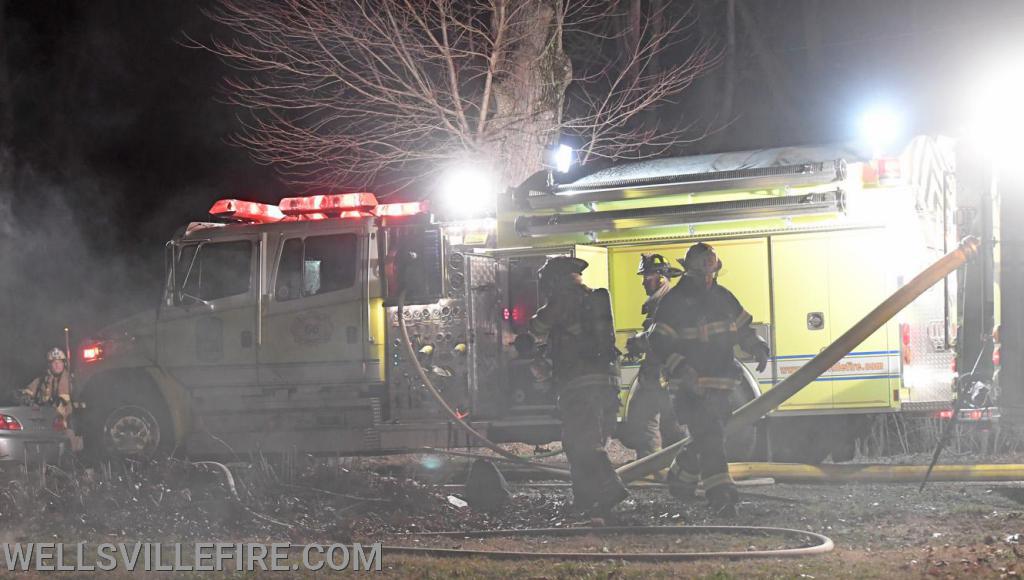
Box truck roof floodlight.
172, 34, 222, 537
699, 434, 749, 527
971, 58, 1024, 166
553, 144, 574, 173
440, 166, 495, 218
858, 105, 903, 157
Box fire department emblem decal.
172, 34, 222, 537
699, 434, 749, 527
290, 313, 334, 344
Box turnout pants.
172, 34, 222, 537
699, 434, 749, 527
622, 370, 683, 459
558, 374, 627, 507
670, 387, 736, 501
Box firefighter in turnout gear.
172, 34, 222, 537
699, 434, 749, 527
649, 243, 770, 516
529, 256, 629, 513
622, 254, 684, 461
18, 347, 73, 422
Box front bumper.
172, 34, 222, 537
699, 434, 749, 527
0, 435, 67, 465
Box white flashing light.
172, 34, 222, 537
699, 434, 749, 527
970, 56, 1024, 166
553, 144, 574, 173
858, 105, 903, 157
439, 165, 495, 218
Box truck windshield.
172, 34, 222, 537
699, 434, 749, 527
174, 241, 252, 304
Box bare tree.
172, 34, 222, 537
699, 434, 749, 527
194, 0, 717, 192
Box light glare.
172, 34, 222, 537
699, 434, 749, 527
554, 144, 573, 173
858, 106, 903, 155
970, 58, 1024, 165
440, 166, 495, 217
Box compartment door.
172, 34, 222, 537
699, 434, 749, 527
827, 229, 894, 408
769, 233, 834, 410
573, 245, 609, 290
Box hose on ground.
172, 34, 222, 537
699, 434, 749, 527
396, 292, 571, 478
193, 460, 240, 501
383, 525, 833, 560
727, 461, 1024, 484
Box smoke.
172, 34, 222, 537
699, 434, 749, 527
0, 2, 284, 391
0, 167, 165, 391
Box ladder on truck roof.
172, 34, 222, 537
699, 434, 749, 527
512, 144, 862, 238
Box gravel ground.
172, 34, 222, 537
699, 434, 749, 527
6, 443, 1024, 578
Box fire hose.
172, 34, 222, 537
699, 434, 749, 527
396, 292, 571, 478
383, 525, 834, 560
615, 236, 982, 484
726, 462, 1024, 484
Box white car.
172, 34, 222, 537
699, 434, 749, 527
0, 404, 69, 465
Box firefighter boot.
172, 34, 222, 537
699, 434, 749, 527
706, 484, 739, 518
666, 457, 700, 501
593, 476, 630, 514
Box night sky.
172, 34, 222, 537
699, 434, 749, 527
1, 0, 1023, 387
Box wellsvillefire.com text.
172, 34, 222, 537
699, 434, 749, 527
2, 542, 382, 572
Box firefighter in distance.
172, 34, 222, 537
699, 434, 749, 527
649, 242, 770, 516
18, 347, 73, 423
622, 254, 684, 461
529, 256, 629, 512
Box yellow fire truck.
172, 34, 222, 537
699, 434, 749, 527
73, 135, 960, 463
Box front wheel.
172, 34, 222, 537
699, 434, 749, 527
85, 391, 174, 461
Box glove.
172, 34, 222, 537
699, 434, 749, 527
752, 340, 770, 373
625, 333, 648, 357
661, 364, 698, 393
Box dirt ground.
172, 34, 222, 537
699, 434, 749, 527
376, 474, 1024, 578
5, 442, 1024, 578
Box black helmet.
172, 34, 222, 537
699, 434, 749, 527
680, 242, 723, 274
537, 256, 588, 286
637, 253, 682, 278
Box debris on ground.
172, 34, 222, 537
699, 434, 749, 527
463, 459, 511, 512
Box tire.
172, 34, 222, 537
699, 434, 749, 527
84, 388, 175, 462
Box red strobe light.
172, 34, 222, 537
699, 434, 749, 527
279, 193, 378, 215
82, 343, 104, 363
209, 199, 285, 223
375, 201, 427, 217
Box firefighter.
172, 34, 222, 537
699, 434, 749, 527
649, 243, 769, 516
17, 347, 73, 423
622, 254, 684, 461
529, 256, 629, 513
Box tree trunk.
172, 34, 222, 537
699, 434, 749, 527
721, 0, 736, 123
491, 0, 572, 189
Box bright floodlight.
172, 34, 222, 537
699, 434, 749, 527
554, 144, 574, 173
971, 59, 1024, 165
440, 166, 495, 217
858, 105, 903, 155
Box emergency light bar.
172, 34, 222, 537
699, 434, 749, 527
522, 160, 846, 210
209, 199, 285, 223
279, 193, 378, 215
209, 193, 421, 223
375, 201, 427, 217
515, 190, 846, 237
